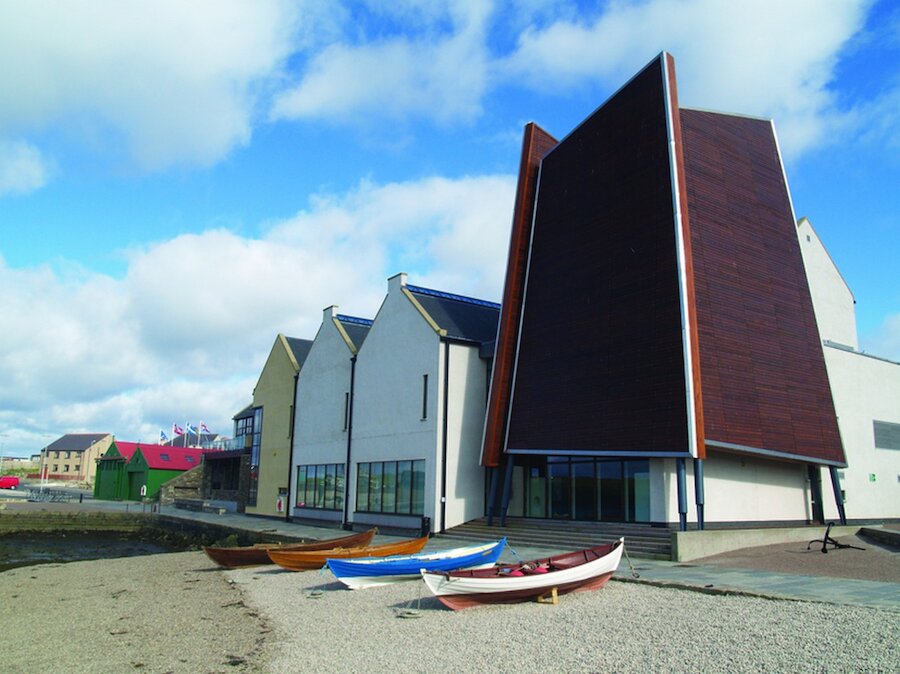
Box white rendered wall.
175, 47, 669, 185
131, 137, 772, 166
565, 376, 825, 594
797, 218, 858, 349
289, 312, 355, 517
822, 346, 900, 520
351, 280, 441, 528
442, 341, 489, 529
657, 452, 811, 525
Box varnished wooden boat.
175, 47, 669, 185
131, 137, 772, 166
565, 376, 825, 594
421, 538, 623, 610
202, 528, 377, 568
267, 535, 430, 572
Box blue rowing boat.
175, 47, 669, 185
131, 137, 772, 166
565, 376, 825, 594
327, 538, 506, 589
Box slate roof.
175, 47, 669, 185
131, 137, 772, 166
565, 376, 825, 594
337, 314, 373, 350
407, 285, 500, 344
134, 444, 205, 471
285, 336, 314, 368
44, 433, 110, 453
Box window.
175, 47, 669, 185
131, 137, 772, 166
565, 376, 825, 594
421, 375, 428, 419
295, 463, 345, 510
874, 420, 900, 450
160, 453, 170, 461
356, 460, 425, 515
65, 451, 71, 458
74, 464, 81, 472
186, 456, 195, 463
52, 464, 58, 471
64, 464, 70, 472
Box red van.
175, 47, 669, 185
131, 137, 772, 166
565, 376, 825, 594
0, 476, 20, 489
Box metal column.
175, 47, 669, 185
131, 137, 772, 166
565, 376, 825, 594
498, 455, 515, 527
828, 466, 847, 525
807, 465, 824, 524
676, 458, 688, 532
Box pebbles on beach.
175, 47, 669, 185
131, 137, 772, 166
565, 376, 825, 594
1, 550, 897, 673
232, 561, 899, 674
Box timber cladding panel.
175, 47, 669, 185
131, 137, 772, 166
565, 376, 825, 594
481, 123, 558, 467
680, 109, 845, 464
506, 55, 693, 455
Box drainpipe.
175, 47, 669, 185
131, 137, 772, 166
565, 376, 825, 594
440, 340, 449, 533
342, 355, 357, 530
284, 371, 299, 522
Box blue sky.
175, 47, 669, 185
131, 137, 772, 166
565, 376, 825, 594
1, 0, 897, 457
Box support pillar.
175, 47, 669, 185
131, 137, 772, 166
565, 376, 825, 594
807, 465, 824, 524
828, 466, 847, 526
498, 455, 515, 527
486, 466, 499, 526
676, 458, 688, 532
693, 458, 705, 531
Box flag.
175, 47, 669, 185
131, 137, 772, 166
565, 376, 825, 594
159, 430, 168, 444
186, 423, 198, 435
200, 422, 211, 434
172, 423, 184, 436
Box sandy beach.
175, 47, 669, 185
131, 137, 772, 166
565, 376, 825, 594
1, 545, 898, 673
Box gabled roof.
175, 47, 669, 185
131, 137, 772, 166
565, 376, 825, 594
336, 314, 373, 350
285, 337, 314, 367
44, 433, 111, 453
101, 441, 140, 462
133, 444, 205, 470
406, 285, 500, 344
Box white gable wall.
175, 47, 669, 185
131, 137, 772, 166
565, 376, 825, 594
351, 280, 441, 529
798, 218, 857, 349
290, 308, 355, 521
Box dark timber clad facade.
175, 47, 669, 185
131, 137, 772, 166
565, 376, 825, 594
482, 52, 846, 525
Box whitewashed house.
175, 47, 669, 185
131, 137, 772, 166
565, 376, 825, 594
289, 306, 372, 526
798, 218, 900, 521
348, 273, 498, 533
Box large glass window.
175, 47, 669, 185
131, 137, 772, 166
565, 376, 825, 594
295, 463, 345, 510
357, 460, 425, 515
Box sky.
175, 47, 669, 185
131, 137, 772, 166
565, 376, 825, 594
1, 0, 898, 457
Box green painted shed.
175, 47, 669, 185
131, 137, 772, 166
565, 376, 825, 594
125, 445, 205, 500
93, 441, 140, 500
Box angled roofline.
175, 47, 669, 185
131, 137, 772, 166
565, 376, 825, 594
797, 216, 856, 303
406, 284, 501, 310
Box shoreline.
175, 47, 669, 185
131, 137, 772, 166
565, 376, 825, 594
2, 550, 897, 673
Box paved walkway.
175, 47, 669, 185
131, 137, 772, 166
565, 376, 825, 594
4, 495, 898, 611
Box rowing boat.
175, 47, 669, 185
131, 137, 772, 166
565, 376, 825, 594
202, 528, 377, 568
327, 538, 506, 589
421, 538, 623, 610
267, 535, 430, 572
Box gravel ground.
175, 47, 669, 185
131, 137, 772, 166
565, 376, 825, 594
233, 563, 899, 674
0, 551, 269, 674
1, 547, 897, 674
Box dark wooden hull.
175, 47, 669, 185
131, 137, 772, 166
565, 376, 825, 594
202, 528, 376, 568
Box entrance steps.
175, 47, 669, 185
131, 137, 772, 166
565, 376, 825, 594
441, 517, 673, 560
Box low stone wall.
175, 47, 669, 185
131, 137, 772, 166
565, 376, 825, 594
672, 524, 862, 561
0, 509, 302, 547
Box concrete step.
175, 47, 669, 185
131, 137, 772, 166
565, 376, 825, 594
442, 517, 673, 560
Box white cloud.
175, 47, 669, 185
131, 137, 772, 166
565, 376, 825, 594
0, 139, 50, 196
500, 0, 870, 158
0, 0, 298, 170
271, 2, 490, 125
0, 174, 515, 454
